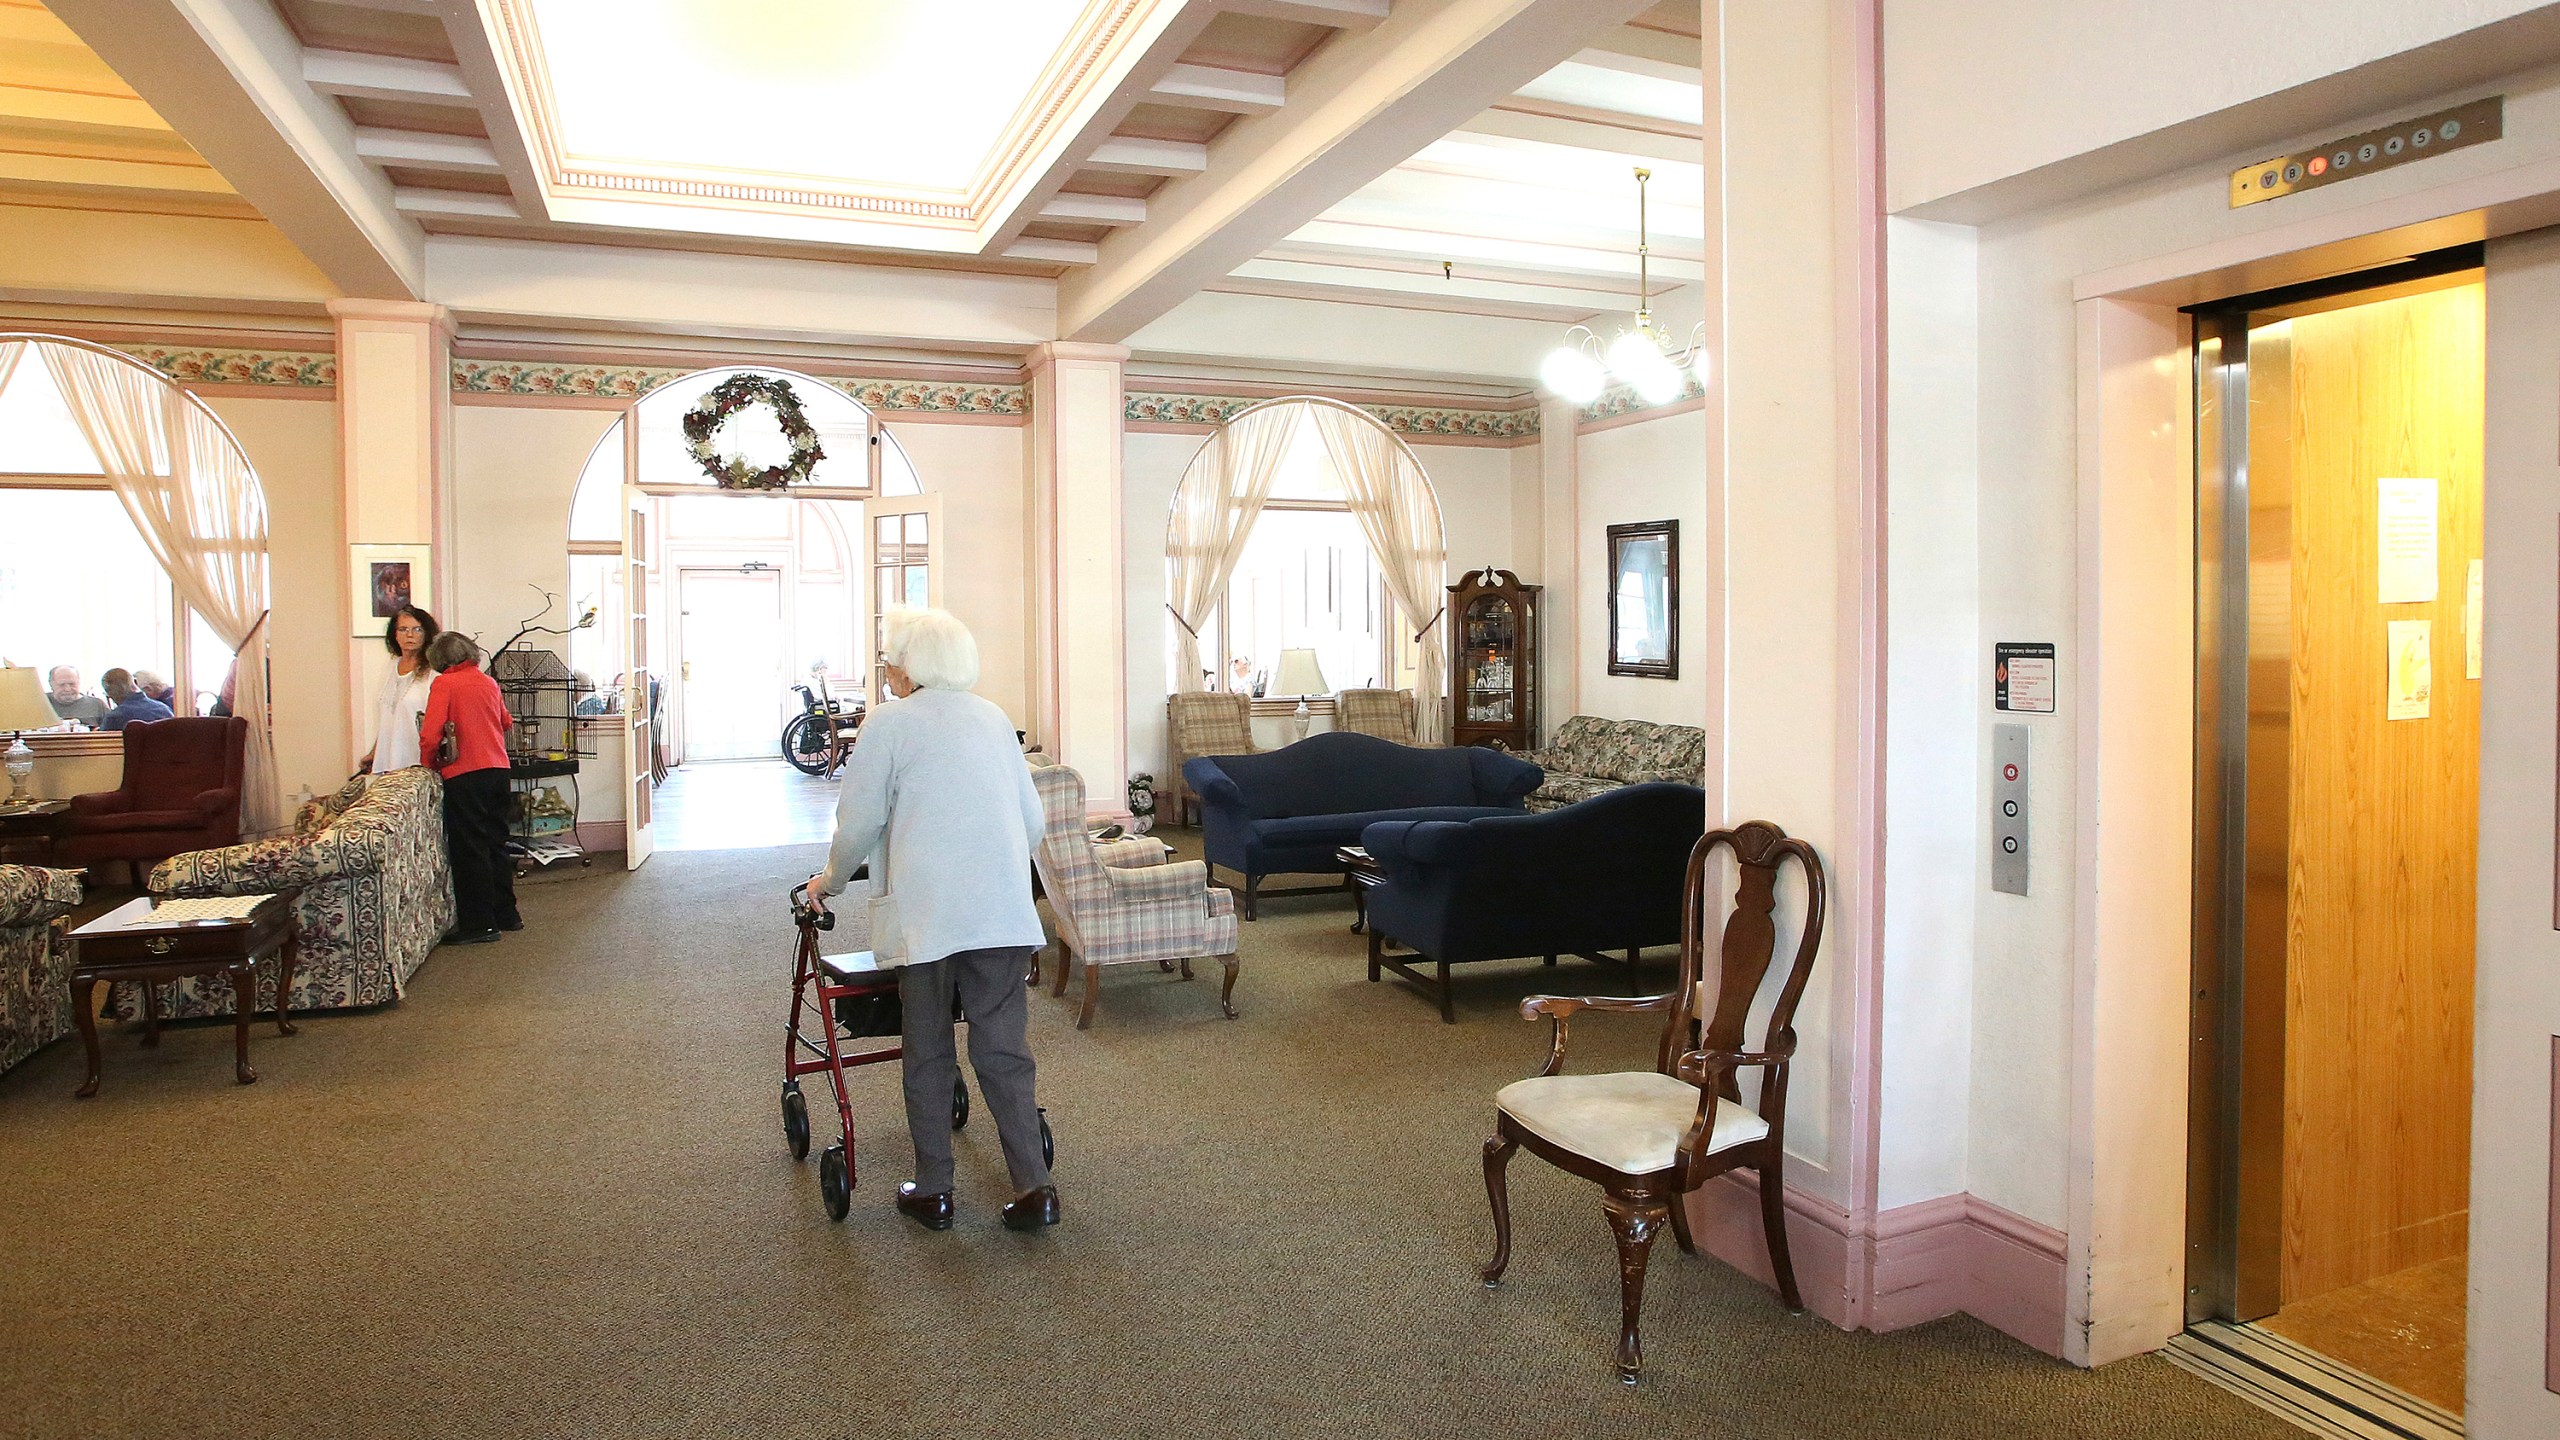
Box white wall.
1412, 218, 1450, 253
203, 393, 347, 805
888, 420, 1031, 729
1574, 409, 1711, 728
448, 405, 615, 650
1884, 0, 2556, 214
2470, 225, 2560, 1440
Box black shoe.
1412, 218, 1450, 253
896, 1183, 954, 1231
497, 916, 524, 933
443, 928, 500, 946
1001, 1186, 1060, 1232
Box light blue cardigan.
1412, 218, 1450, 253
814, 686, 1046, 967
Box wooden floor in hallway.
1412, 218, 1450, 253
649, 759, 837, 852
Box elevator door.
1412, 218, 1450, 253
2191, 273, 2483, 1413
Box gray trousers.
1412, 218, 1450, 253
899, 946, 1050, 1195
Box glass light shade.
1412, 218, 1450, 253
1608, 330, 1686, 405
1690, 344, 1713, 389
1538, 345, 1608, 404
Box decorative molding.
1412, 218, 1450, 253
114, 345, 335, 389
1576, 374, 1707, 427
447, 360, 1027, 415
1122, 389, 1540, 439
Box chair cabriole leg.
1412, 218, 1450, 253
1758, 1148, 1802, 1312
1050, 941, 1072, 998
1077, 957, 1100, 1030
1480, 1132, 1518, 1285
1217, 953, 1237, 1018
1601, 1190, 1668, 1384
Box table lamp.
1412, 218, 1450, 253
0, 666, 57, 807
1273, 648, 1329, 742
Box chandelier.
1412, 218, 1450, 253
1538, 166, 1709, 406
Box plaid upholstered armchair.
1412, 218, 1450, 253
1334, 688, 1418, 744
1165, 690, 1260, 826
1031, 762, 1238, 1030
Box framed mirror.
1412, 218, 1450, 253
1606, 519, 1678, 679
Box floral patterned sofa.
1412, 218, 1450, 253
1, 864, 82, 1074
126, 768, 456, 1020
1517, 716, 1707, 811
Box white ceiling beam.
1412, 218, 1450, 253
395, 187, 520, 220
1573, 24, 1698, 81
436, 6, 551, 222
1217, 0, 1390, 30
1041, 192, 1149, 225
1221, 257, 1634, 319
1149, 62, 1286, 113
43, 0, 424, 298
1082, 136, 1211, 175
1060, 0, 1662, 341
1449, 106, 1699, 164
1003, 237, 1100, 265
354, 127, 504, 175
300, 48, 475, 105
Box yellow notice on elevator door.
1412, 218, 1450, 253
2387, 619, 2432, 720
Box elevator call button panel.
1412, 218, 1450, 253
2230, 96, 2501, 208
1993, 724, 2029, 897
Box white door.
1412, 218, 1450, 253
865, 494, 940, 699
680, 568, 787, 761
622, 486, 656, 869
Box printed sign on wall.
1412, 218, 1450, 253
1994, 642, 2056, 714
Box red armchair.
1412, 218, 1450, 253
62, 716, 248, 885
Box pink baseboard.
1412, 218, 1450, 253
575, 820, 623, 854
1684, 1179, 2068, 1357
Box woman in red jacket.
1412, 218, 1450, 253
419, 632, 519, 944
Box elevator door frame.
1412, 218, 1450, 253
2183, 245, 2485, 1328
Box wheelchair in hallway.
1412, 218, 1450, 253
779, 881, 1052, 1221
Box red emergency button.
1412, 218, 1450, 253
2002, 764, 2019, 782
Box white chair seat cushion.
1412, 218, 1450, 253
1496, 1071, 1769, 1175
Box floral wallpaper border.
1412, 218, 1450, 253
1123, 390, 1541, 439
449, 360, 1027, 414
1576, 375, 1706, 426
117, 345, 337, 388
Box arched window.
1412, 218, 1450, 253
1166, 398, 1447, 739
0, 334, 277, 827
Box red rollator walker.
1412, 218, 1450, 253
780, 882, 1052, 1221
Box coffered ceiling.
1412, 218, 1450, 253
0, 0, 241, 214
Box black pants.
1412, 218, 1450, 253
901, 947, 1049, 1195
442, 768, 520, 935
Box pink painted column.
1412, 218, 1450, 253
1024, 341, 1129, 815
327, 299, 451, 770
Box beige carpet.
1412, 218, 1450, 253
0, 838, 2296, 1440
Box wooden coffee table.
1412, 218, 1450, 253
0, 798, 70, 864
67, 894, 297, 1097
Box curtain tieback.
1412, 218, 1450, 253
1164, 605, 1201, 639
241, 609, 271, 644
1413, 606, 1444, 642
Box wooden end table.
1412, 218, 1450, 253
66, 894, 297, 1097
1337, 845, 1384, 934
0, 798, 70, 864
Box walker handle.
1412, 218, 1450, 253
789, 882, 836, 932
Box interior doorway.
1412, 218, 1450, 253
2186, 254, 2484, 1432
678, 565, 787, 763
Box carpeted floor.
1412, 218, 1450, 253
0, 838, 2298, 1440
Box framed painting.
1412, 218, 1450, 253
349, 543, 431, 637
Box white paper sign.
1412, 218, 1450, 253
2377, 477, 2439, 603
2388, 619, 2433, 720
2465, 558, 2483, 680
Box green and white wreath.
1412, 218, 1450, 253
681, 373, 827, 491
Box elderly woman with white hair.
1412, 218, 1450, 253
806, 607, 1057, 1232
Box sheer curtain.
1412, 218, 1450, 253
1304, 402, 1449, 743
0, 340, 22, 399
1164, 404, 1300, 694
42, 343, 278, 834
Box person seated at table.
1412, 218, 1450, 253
98, 668, 174, 730
45, 666, 106, 727
132, 669, 176, 706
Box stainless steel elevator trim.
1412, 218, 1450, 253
2166, 1322, 2464, 1440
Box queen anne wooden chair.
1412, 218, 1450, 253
1479, 819, 1826, 1384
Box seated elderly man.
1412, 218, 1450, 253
132, 669, 176, 707
99, 668, 174, 730
45, 666, 106, 727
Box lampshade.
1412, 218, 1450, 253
1272, 648, 1329, 698
0, 667, 56, 732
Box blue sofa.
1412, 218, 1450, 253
1183, 730, 1541, 919
1359, 781, 1706, 1021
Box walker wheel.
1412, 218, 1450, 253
818, 1142, 851, 1222
1039, 1108, 1055, 1170
781, 1081, 810, 1161
951, 1076, 970, 1130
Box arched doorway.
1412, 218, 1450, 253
0, 334, 280, 831
1164, 396, 1447, 746
563, 365, 931, 861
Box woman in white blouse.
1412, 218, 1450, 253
360, 605, 439, 772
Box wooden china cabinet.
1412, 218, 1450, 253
1446, 567, 1539, 751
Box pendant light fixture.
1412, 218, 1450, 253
1538, 167, 1709, 406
